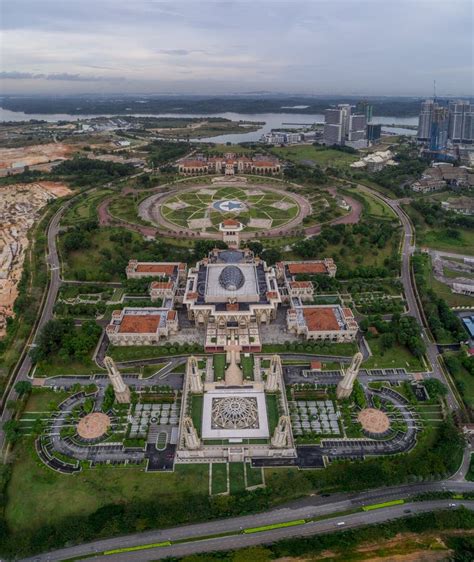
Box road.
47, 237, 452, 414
0, 201, 67, 453
22, 481, 474, 562
357, 185, 461, 411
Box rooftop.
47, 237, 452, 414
288, 262, 328, 275
302, 307, 341, 331
135, 263, 177, 275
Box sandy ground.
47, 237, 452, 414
0, 142, 76, 169
0, 182, 72, 337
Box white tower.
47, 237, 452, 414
336, 352, 364, 399
265, 354, 281, 392
182, 416, 201, 450
187, 356, 203, 394
271, 415, 291, 448
104, 356, 131, 403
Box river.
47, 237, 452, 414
0, 107, 418, 143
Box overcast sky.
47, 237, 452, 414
1, 0, 472, 96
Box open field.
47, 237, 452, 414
356, 189, 397, 219
5, 438, 210, 532
270, 145, 358, 170
61, 189, 114, 225
363, 339, 424, 371
0, 142, 77, 170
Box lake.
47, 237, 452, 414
0, 107, 418, 143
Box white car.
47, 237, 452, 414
336, 521, 345, 526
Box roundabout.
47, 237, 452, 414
138, 180, 311, 238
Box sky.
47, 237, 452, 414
1, 0, 472, 96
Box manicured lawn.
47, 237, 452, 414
213, 353, 226, 380
190, 395, 203, 436
261, 342, 358, 357
61, 189, 114, 225
363, 339, 424, 371
5, 439, 209, 532
241, 354, 254, 379
35, 357, 103, 377
24, 389, 72, 412
229, 462, 246, 494
420, 228, 474, 255
245, 463, 264, 487
266, 394, 280, 435
211, 463, 228, 494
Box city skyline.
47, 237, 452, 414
1, 0, 472, 96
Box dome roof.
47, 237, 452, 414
218, 265, 245, 291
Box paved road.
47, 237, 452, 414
357, 185, 460, 411
0, 202, 67, 452
23, 481, 474, 562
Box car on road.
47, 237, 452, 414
336, 521, 345, 526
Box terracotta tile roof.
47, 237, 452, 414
343, 307, 354, 318
303, 307, 340, 332
136, 263, 176, 275
226, 303, 239, 311
181, 160, 207, 167
252, 160, 279, 167
266, 291, 279, 299
222, 218, 240, 227
288, 262, 328, 275
167, 310, 177, 320
186, 291, 198, 300
119, 315, 161, 334
311, 361, 322, 370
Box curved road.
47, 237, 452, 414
357, 185, 461, 411
0, 201, 67, 452
23, 481, 474, 562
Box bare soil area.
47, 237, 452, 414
0, 142, 77, 169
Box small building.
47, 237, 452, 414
219, 218, 244, 248
106, 307, 179, 345
287, 305, 358, 342
126, 260, 187, 281
177, 154, 281, 176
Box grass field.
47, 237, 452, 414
190, 395, 204, 436
270, 145, 358, 170
108, 345, 202, 362
159, 185, 301, 232
5, 439, 210, 532
356, 189, 397, 219
213, 354, 226, 380
245, 463, 264, 487
24, 389, 73, 412
211, 463, 228, 495
363, 339, 424, 371
229, 462, 246, 494
266, 394, 280, 435
443, 351, 474, 409
35, 357, 103, 377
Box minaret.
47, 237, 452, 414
187, 356, 203, 393
104, 356, 131, 403
336, 352, 364, 399
182, 416, 201, 450
271, 415, 291, 448
265, 354, 281, 392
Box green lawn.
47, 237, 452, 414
363, 339, 424, 371
266, 394, 280, 435
241, 355, 254, 379
24, 389, 73, 412
356, 189, 397, 219
5, 439, 210, 532
229, 462, 246, 494
270, 145, 358, 170
213, 353, 226, 380
261, 342, 358, 357
35, 357, 103, 377
419, 228, 474, 255
190, 395, 204, 436
211, 463, 228, 494
61, 189, 114, 225
443, 351, 474, 409
245, 463, 264, 487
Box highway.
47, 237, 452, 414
22, 480, 474, 561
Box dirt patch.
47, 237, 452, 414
0, 142, 77, 169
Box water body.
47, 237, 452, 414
0, 107, 418, 143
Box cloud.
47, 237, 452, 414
0, 71, 125, 82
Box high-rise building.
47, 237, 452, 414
448, 100, 471, 143
417, 99, 435, 142
323, 104, 366, 146
430, 106, 449, 150
462, 111, 474, 143
367, 124, 382, 142
356, 100, 373, 123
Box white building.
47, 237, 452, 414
106, 307, 179, 345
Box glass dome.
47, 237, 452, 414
218, 265, 245, 291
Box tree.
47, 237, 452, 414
14, 381, 32, 396
423, 378, 448, 399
